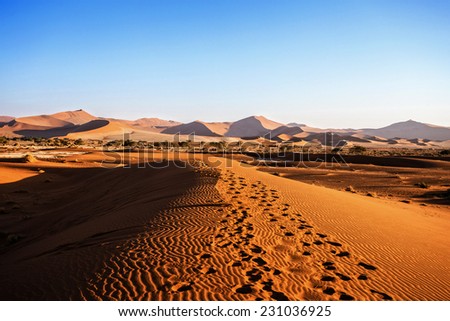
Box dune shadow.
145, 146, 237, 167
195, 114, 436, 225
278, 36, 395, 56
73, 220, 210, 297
0, 161, 202, 300
14, 120, 110, 138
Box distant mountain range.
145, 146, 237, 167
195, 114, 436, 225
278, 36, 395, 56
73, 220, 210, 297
0, 109, 449, 147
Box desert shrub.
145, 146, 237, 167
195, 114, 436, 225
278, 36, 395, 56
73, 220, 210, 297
439, 150, 450, 155
123, 139, 136, 147
73, 138, 84, 145
349, 145, 367, 154
345, 185, 356, 193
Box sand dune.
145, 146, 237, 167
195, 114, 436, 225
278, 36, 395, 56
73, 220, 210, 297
362, 120, 450, 141
51, 110, 98, 125
15, 115, 73, 128
226, 116, 283, 138
2, 111, 450, 147
130, 118, 181, 129
163, 121, 230, 137
1, 152, 448, 300
213, 158, 450, 300
0, 116, 14, 126
65, 120, 230, 142
65, 119, 137, 140
0, 118, 76, 138
265, 125, 304, 141
0, 158, 202, 299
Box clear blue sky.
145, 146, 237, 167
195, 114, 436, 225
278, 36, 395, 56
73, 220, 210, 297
0, 0, 449, 128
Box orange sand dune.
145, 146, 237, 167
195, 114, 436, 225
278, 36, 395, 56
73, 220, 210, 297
0, 158, 201, 300
226, 116, 283, 137
162, 120, 230, 136
213, 158, 450, 300
51, 110, 98, 125
15, 115, 73, 128
0, 152, 448, 300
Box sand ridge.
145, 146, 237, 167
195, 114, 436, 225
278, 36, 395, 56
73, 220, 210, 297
82, 158, 395, 300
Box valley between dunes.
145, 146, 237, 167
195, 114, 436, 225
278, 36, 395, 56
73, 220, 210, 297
0, 152, 449, 300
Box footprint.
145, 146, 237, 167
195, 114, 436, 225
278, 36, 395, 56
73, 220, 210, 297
326, 241, 342, 247
201, 267, 217, 274
251, 245, 263, 254
271, 291, 289, 301
262, 280, 273, 291
235, 285, 253, 294
172, 282, 193, 292
336, 251, 350, 257
323, 287, 335, 295
359, 262, 377, 270
253, 257, 267, 266
246, 269, 262, 282
339, 293, 354, 301
335, 273, 351, 281
370, 289, 393, 301
273, 269, 282, 276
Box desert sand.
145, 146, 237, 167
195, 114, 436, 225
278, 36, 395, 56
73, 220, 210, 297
0, 151, 449, 300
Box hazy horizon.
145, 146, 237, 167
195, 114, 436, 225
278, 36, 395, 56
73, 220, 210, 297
1, 0, 449, 128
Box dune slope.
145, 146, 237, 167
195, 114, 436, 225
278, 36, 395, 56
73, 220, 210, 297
0, 161, 202, 300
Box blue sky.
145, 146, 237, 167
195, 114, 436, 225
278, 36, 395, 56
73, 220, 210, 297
0, 0, 449, 128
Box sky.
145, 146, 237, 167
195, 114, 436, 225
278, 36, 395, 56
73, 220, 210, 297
0, 0, 449, 128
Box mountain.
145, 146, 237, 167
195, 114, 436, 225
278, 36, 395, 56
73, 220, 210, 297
225, 116, 283, 137
162, 121, 230, 136
361, 120, 450, 141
